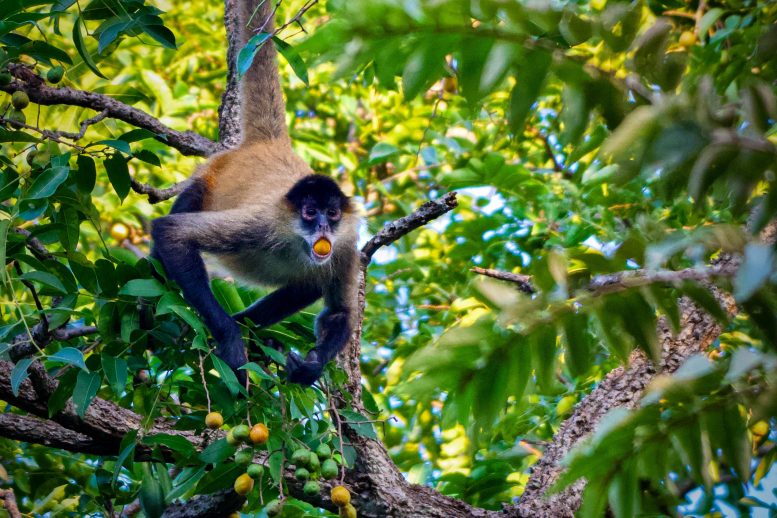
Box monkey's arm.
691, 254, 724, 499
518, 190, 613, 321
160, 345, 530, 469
234, 284, 322, 327
152, 207, 258, 384
286, 254, 358, 386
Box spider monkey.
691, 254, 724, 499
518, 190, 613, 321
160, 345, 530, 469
151, 0, 360, 386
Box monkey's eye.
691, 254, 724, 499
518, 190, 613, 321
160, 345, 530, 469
302, 206, 317, 220
327, 208, 341, 221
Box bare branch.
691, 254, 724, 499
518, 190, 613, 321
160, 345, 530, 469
471, 267, 534, 294
360, 192, 458, 264
130, 178, 189, 204
2, 65, 217, 157
470, 263, 738, 298
14, 228, 53, 261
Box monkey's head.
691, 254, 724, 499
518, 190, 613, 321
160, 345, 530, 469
285, 175, 351, 264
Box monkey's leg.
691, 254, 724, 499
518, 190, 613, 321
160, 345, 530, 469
286, 306, 352, 386
234, 284, 322, 327
152, 210, 256, 384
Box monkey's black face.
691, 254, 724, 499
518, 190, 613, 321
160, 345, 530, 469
285, 175, 349, 264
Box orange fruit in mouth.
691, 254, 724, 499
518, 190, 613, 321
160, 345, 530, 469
313, 238, 332, 256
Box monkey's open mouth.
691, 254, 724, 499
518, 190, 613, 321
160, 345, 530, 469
312, 238, 332, 260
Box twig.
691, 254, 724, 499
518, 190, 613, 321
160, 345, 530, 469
130, 178, 188, 204
530, 128, 564, 174
14, 228, 54, 261
52, 325, 98, 341
471, 267, 535, 295
360, 192, 458, 264
198, 353, 212, 412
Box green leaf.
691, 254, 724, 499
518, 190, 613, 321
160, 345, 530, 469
699, 8, 725, 38
273, 37, 309, 85
339, 409, 377, 440
211, 355, 243, 397
562, 313, 591, 377
199, 438, 235, 464
141, 23, 177, 49
734, 243, 774, 302
101, 353, 127, 395
368, 142, 399, 164
95, 139, 132, 156
0, 215, 10, 283
196, 462, 243, 494
112, 429, 138, 486
20, 271, 67, 294
11, 358, 33, 396
104, 154, 131, 201
143, 434, 196, 457
402, 39, 449, 100
508, 49, 552, 133
75, 154, 96, 193
73, 16, 107, 79
237, 32, 272, 78
48, 347, 86, 370
140, 463, 166, 518
72, 370, 101, 417
26, 165, 69, 199
119, 278, 165, 297
166, 467, 206, 503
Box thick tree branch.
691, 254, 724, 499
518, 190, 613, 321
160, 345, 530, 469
511, 249, 750, 517
0, 412, 109, 455
1, 66, 217, 157
130, 178, 189, 204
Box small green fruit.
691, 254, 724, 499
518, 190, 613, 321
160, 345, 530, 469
316, 444, 332, 459
7, 108, 25, 125
303, 480, 320, 497
308, 452, 320, 471
292, 448, 310, 466
11, 91, 29, 109
226, 429, 240, 446
265, 499, 283, 516
232, 424, 250, 441
295, 467, 310, 481
235, 449, 253, 465
246, 463, 264, 479
0, 72, 12, 86
321, 458, 338, 480
47, 66, 64, 84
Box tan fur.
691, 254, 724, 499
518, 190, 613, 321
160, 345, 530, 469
239, 0, 287, 142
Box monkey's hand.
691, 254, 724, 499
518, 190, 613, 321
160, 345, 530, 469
286, 350, 323, 386
215, 332, 248, 386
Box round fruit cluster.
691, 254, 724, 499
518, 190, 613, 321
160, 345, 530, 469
290, 443, 340, 498
204, 413, 269, 497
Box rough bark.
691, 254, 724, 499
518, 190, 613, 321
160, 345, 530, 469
0, 65, 216, 157
218, 0, 244, 149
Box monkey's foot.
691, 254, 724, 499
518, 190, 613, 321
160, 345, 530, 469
286, 351, 323, 386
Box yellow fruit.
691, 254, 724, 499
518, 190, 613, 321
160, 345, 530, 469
249, 423, 269, 444
233, 473, 254, 495
339, 503, 357, 518
313, 238, 332, 256
751, 420, 769, 437
205, 412, 223, 429
679, 31, 697, 47
110, 222, 130, 241
331, 485, 350, 507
